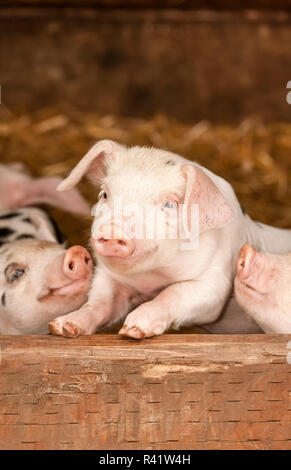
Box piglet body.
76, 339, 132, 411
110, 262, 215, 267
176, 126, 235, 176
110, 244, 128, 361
49, 141, 291, 338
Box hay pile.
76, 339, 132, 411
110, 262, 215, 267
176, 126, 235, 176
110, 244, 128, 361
0, 109, 290, 249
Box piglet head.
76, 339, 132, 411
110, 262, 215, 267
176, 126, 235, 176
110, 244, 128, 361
0, 239, 93, 334
235, 244, 291, 331
58, 141, 234, 274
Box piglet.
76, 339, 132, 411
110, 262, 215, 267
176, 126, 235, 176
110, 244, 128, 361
0, 163, 93, 334
235, 244, 291, 333
48, 140, 291, 338
0, 237, 93, 334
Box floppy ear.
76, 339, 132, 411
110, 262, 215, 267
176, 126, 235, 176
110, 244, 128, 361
182, 164, 234, 232
57, 139, 122, 192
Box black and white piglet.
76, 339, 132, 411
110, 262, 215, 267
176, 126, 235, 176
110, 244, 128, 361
0, 163, 93, 334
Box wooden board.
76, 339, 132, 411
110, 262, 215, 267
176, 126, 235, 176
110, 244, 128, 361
0, 334, 290, 450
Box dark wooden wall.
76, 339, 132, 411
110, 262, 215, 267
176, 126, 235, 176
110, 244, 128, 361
3, 1, 291, 9
1, 4, 291, 123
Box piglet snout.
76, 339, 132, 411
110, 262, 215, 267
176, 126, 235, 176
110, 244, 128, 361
236, 244, 256, 281
63, 245, 92, 280
93, 224, 135, 258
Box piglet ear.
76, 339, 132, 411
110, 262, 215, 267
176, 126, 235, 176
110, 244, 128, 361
19, 177, 91, 215
57, 139, 122, 192
182, 164, 234, 232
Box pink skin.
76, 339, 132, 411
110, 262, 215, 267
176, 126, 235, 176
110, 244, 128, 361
44, 245, 92, 300
0, 163, 90, 215
235, 244, 273, 299
234, 244, 291, 333
0, 240, 93, 335
93, 224, 135, 258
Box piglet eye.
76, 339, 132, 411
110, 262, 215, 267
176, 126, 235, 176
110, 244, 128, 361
98, 190, 108, 200
162, 200, 178, 210
9, 269, 25, 283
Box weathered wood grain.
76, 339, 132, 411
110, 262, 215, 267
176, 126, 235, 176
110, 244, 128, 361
0, 334, 290, 449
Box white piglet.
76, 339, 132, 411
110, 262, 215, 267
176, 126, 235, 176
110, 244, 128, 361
49, 140, 291, 338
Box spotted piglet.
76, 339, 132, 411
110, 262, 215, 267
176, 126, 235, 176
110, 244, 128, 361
0, 163, 93, 334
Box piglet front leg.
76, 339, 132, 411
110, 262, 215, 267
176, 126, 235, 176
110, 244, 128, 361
119, 271, 232, 339
49, 270, 130, 337
48, 303, 109, 337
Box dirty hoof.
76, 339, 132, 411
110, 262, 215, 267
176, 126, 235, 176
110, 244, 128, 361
119, 325, 146, 339
48, 319, 81, 337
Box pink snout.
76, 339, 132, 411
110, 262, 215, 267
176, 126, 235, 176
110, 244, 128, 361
63, 245, 92, 280
236, 244, 256, 281
93, 224, 135, 258
235, 243, 276, 298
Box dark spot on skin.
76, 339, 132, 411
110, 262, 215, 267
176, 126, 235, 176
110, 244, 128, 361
15, 234, 35, 240
240, 205, 246, 215
22, 217, 33, 225
0, 212, 21, 220
165, 160, 175, 166
0, 228, 15, 238
1, 293, 6, 307
48, 215, 66, 244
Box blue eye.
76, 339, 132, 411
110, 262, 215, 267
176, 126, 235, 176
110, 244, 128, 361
10, 269, 25, 282
163, 201, 177, 209
5, 263, 26, 284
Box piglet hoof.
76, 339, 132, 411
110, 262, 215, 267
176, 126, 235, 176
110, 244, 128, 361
48, 318, 81, 338
118, 325, 146, 340
62, 322, 81, 337
48, 318, 63, 336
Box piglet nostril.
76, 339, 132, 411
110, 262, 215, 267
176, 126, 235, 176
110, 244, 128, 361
93, 224, 135, 258
63, 245, 92, 280
236, 244, 256, 280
